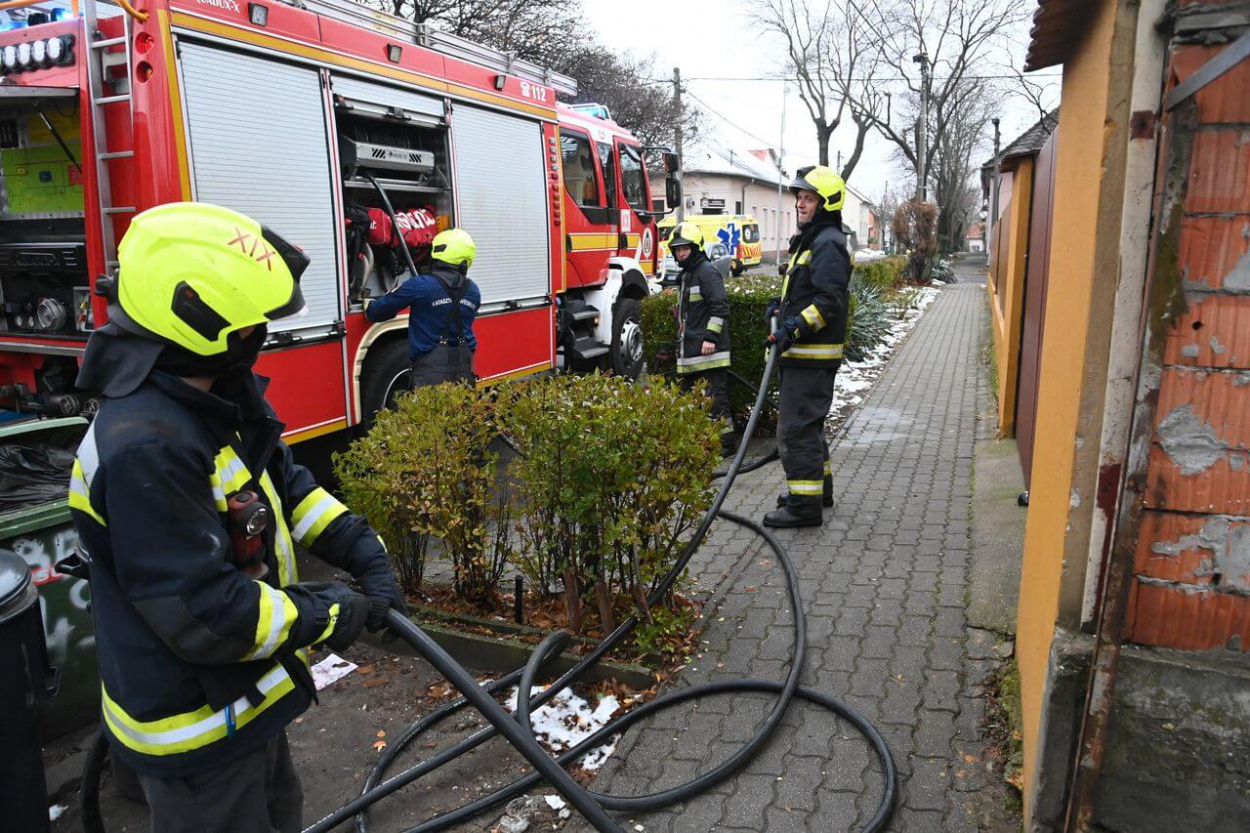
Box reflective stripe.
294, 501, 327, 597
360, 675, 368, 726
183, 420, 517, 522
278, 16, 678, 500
69, 461, 107, 527
210, 447, 250, 512
72, 427, 108, 526
676, 351, 732, 373
257, 473, 298, 587
707, 316, 724, 334
801, 304, 826, 331
721, 417, 735, 435
315, 603, 341, 645
781, 343, 844, 360
101, 663, 295, 756
245, 582, 298, 661
788, 480, 824, 495
688, 291, 703, 301
823, 459, 832, 476
782, 250, 812, 297
291, 488, 349, 546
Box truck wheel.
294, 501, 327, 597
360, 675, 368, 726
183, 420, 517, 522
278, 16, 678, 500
359, 338, 411, 429
610, 297, 645, 380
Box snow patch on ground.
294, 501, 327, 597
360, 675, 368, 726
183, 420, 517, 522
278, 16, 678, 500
829, 287, 940, 430
505, 686, 621, 770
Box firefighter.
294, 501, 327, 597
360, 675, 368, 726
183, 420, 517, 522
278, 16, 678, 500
762, 165, 851, 528
670, 221, 736, 457
70, 203, 406, 833
365, 227, 482, 388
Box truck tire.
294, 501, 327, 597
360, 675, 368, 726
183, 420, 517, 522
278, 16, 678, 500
359, 338, 411, 429
610, 297, 645, 380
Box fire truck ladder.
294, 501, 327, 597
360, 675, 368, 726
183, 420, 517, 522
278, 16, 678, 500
83, 0, 137, 278
285, 0, 579, 96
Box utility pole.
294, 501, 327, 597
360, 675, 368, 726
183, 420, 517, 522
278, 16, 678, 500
774, 81, 787, 266
672, 67, 685, 223
990, 117, 1001, 254
913, 50, 930, 201
836, 149, 842, 173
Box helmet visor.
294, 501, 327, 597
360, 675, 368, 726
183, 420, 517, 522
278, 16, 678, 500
260, 224, 308, 321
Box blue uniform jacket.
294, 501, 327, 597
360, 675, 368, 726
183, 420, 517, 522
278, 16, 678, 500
365, 267, 481, 361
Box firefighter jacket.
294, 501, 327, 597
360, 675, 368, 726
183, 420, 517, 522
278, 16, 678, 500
778, 217, 851, 368
365, 263, 481, 361
69, 368, 393, 778
676, 251, 731, 374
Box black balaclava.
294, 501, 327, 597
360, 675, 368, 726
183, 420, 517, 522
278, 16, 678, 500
154, 325, 268, 379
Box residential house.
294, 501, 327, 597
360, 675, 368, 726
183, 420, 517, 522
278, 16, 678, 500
1001, 1, 1250, 830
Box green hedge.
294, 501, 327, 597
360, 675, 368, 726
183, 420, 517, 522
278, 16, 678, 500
640, 257, 906, 412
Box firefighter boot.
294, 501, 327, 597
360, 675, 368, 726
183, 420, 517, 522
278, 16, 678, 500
763, 495, 823, 528
775, 476, 835, 509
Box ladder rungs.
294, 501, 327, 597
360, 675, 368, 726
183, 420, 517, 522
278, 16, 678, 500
91, 36, 127, 48
96, 94, 131, 105
103, 207, 136, 215
98, 150, 134, 160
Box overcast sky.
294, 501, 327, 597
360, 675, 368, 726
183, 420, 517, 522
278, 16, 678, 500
583, 0, 1059, 204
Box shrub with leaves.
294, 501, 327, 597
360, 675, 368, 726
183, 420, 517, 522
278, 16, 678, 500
501, 373, 718, 628
334, 383, 510, 605
845, 278, 892, 362
853, 257, 907, 294
892, 199, 939, 283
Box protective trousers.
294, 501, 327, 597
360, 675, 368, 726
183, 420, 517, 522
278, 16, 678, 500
777, 364, 838, 511
681, 368, 736, 455
410, 343, 475, 389
136, 731, 303, 833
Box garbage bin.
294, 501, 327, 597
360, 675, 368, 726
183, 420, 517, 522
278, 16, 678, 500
0, 548, 59, 833
0, 416, 97, 739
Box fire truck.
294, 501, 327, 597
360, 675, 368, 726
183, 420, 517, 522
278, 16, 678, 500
0, 0, 678, 443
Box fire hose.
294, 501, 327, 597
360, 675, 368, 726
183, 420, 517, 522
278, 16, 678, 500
78, 290, 897, 832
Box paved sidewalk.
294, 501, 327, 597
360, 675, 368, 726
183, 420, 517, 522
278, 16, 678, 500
585, 283, 1008, 832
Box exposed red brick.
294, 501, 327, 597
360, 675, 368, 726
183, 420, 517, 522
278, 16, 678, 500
1156, 367, 1250, 448
1163, 294, 1250, 368
1144, 445, 1250, 515
1127, 581, 1250, 652
1185, 130, 1250, 215
1179, 216, 1250, 291
1136, 512, 1219, 586
1172, 45, 1250, 124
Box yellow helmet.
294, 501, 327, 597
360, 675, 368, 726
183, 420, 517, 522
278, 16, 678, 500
669, 221, 704, 250
789, 165, 846, 212
112, 203, 308, 356
430, 228, 476, 271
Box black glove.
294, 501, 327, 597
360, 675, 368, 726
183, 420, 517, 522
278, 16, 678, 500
763, 298, 780, 327
763, 316, 802, 353
286, 581, 371, 651
355, 559, 408, 633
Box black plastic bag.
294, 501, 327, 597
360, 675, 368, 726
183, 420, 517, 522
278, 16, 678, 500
0, 443, 75, 512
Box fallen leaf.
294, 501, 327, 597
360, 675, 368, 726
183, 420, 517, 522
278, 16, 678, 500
363, 674, 391, 689
376, 730, 387, 739
744, 585, 758, 592
372, 740, 387, 751
355, 664, 378, 676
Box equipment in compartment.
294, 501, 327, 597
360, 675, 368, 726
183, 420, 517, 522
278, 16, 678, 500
337, 108, 452, 303
0, 242, 89, 334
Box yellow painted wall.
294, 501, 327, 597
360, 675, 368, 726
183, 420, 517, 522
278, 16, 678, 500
988, 158, 1035, 437
1016, 0, 1119, 819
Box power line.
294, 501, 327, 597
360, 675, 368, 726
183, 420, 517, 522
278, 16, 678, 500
682, 88, 782, 150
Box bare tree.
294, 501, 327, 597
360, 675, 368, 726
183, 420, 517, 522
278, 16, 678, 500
931, 79, 995, 253
858, 0, 1030, 197
746, 0, 884, 181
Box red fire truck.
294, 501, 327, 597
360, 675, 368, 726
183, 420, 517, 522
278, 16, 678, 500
0, 0, 676, 443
